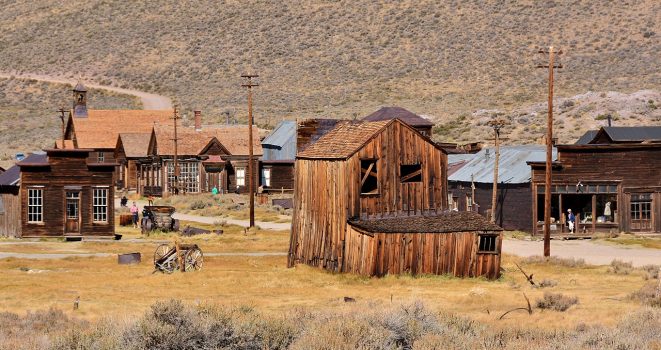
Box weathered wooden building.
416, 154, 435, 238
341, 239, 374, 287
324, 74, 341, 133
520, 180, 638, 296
115, 132, 152, 190
448, 145, 556, 232
288, 119, 504, 278
363, 106, 434, 137
18, 149, 115, 238
529, 126, 661, 235
136, 124, 262, 195
0, 161, 22, 237
260, 120, 296, 192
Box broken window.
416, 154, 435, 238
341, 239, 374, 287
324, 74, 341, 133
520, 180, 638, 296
360, 159, 378, 195
400, 163, 422, 183
478, 234, 498, 253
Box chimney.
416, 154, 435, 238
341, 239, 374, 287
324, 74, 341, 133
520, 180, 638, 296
194, 110, 202, 131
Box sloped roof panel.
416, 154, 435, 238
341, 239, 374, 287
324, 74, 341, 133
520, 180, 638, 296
262, 121, 296, 147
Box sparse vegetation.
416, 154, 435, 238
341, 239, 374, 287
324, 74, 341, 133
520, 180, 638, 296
520, 255, 587, 268
629, 283, 661, 308
536, 292, 579, 312
608, 259, 634, 275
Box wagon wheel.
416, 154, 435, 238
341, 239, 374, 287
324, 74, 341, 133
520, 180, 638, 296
142, 218, 153, 234
184, 248, 204, 271
154, 244, 178, 273
172, 219, 180, 232
154, 244, 170, 264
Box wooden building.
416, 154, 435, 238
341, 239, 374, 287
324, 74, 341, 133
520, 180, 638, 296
0, 161, 22, 237
363, 106, 434, 137
288, 119, 504, 279
115, 132, 152, 190
448, 145, 556, 232
18, 149, 115, 238
260, 120, 296, 193
136, 124, 262, 196
529, 127, 661, 235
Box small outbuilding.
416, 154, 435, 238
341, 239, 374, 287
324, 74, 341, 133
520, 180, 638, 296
0, 162, 22, 237
18, 149, 115, 238
260, 120, 296, 193
288, 118, 504, 279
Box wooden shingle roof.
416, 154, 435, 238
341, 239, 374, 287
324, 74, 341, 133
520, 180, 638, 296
349, 211, 503, 234
205, 125, 263, 156
70, 110, 172, 149
297, 120, 390, 159
118, 133, 152, 158
363, 106, 434, 127
54, 139, 75, 149
153, 125, 263, 157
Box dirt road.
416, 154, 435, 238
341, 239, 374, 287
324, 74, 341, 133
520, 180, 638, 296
0, 72, 172, 110
503, 238, 661, 267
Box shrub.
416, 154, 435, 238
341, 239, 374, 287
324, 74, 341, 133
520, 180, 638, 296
536, 292, 579, 311
641, 265, 660, 280
629, 282, 661, 307
521, 256, 587, 268
538, 279, 558, 288
608, 259, 634, 275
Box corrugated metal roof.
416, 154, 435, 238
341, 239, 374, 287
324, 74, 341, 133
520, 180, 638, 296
602, 126, 661, 142
448, 145, 557, 184
448, 153, 476, 165
0, 153, 47, 186
262, 121, 296, 147
575, 130, 598, 144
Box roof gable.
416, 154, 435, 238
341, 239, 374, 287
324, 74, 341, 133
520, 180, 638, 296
117, 133, 152, 158
363, 106, 434, 127
262, 120, 296, 147
591, 126, 661, 144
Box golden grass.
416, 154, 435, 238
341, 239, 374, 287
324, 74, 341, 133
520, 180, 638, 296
0, 248, 649, 332
602, 236, 661, 250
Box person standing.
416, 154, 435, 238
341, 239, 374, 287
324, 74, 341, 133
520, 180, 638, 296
567, 208, 576, 234
212, 186, 218, 195
604, 201, 612, 222
130, 202, 139, 228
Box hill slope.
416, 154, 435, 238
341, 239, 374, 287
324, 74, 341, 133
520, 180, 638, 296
0, 1, 659, 141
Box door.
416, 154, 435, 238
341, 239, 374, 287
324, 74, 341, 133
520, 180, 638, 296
630, 193, 652, 232
65, 191, 80, 234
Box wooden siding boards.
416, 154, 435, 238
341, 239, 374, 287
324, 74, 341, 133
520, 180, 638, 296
530, 144, 661, 234
0, 192, 21, 237
289, 119, 502, 278
19, 150, 115, 237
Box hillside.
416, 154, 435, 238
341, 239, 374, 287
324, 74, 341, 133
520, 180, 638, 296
0, 1, 659, 144
0, 78, 140, 168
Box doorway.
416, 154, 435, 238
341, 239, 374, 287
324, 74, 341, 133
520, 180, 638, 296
630, 193, 652, 232
65, 191, 80, 234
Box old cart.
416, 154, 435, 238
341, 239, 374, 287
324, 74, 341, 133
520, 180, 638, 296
153, 243, 204, 273
141, 206, 180, 234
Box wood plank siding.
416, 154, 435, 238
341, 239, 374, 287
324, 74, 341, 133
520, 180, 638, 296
0, 191, 21, 237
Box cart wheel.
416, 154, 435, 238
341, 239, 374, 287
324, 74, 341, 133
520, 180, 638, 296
143, 219, 153, 233
184, 248, 204, 271
154, 244, 170, 264
172, 219, 180, 231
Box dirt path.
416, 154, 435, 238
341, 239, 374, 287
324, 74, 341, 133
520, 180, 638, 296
0, 72, 172, 110
503, 238, 661, 267
0, 251, 286, 260
118, 198, 291, 231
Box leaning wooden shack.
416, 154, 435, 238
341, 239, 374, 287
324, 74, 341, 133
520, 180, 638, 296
288, 118, 504, 279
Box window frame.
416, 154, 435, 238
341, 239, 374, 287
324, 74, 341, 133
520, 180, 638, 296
262, 168, 271, 187
92, 187, 109, 223
359, 158, 379, 196
236, 167, 246, 187
477, 233, 499, 254
97, 152, 105, 163
27, 187, 44, 224
399, 163, 422, 183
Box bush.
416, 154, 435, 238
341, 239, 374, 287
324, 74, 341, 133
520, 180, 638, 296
538, 279, 558, 288
640, 265, 661, 280
608, 259, 634, 275
536, 292, 579, 311
629, 283, 661, 307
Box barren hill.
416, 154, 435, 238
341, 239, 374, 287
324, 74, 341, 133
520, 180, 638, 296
0, 1, 659, 143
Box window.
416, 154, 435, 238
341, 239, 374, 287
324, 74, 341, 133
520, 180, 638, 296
262, 168, 271, 187
466, 194, 473, 211
167, 161, 200, 193
236, 168, 246, 187
400, 164, 422, 183
478, 234, 498, 253
97, 152, 105, 162
360, 159, 378, 195
631, 194, 652, 220
27, 188, 43, 223
93, 188, 108, 223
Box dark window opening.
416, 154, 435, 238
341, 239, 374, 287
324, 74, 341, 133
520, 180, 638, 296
360, 159, 378, 195
478, 234, 498, 253
400, 164, 422, 183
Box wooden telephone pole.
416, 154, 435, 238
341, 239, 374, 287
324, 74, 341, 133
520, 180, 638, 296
242, 74, 259, 228
537, 46, 563, 257
172, 105, 181, 195
487, 117, 507, 223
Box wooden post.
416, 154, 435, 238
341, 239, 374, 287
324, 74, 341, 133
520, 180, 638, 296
242, 74, 259, 228
487, 117, 507, 223
172, 106, 181, 195
537, 46, 562, 257
592, 194, 597, 234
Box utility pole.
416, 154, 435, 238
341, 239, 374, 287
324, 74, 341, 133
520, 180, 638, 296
537, 46, 563, 257
57, 107, 67, 141
487, 117, 507, 223
172, 105, 181, 195
242, 74, 259, 228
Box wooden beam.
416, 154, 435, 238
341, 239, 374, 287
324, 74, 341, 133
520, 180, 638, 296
360, 162, 375, 186
400, 169, 422, 182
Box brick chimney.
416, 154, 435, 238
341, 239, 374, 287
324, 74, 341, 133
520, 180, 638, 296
194, 110, 202, 131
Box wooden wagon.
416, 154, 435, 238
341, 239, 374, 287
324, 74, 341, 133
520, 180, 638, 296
153, 243, 203, 273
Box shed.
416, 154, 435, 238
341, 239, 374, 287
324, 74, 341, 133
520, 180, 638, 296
448, 145, 557, 231
0, 162, 22, 237
115, 132, 152, 190
288, 118, 504, 278
260, 120, 296, 192
363, 106, 434, 137
18, 149, 115, 238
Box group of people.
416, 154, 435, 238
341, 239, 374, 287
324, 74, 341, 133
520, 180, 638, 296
120, 196, 141, 228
